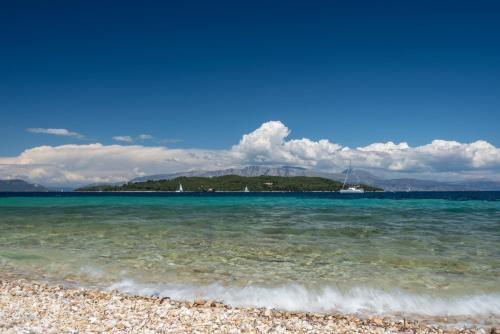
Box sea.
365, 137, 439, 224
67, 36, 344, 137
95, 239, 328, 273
1, 192, 499, 324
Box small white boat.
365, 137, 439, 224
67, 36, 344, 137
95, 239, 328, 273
339, 186, 365, 194
176, 183, 184, 192
339, 160, 364, 193
244, 185, 249, 192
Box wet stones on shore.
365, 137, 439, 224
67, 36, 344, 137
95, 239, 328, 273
0, 279, 494, 333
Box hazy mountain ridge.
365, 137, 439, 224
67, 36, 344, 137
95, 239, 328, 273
0, 179, 49, 192
131, 166, 314, 181
131, 166, 500, 191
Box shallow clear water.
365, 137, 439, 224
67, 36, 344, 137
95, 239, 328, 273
1, 192, 499, 320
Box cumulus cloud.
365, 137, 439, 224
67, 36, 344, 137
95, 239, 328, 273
27, 128, 84, 139
3, 121, 500, 185
112, 136, 134, 143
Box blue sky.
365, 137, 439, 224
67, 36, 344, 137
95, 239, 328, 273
1, 1, 500, 185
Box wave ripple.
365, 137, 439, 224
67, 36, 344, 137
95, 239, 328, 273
109, 280, 500, 317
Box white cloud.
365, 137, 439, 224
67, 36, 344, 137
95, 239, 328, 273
138, 134, 153, 140
27, 128, 84, 139
3, 121, 500, 185
156, 138, 182, 144
113, 134, 180, 144
112, 136, 134, 143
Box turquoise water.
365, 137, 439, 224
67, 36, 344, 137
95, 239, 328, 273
1, 192, 499, 320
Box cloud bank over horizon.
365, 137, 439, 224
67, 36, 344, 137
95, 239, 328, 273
2, 121, 500, 186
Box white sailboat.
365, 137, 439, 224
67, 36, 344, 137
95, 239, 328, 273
339, 160, 364, 193
176, 183, 184, 192
244, 185, 249, 192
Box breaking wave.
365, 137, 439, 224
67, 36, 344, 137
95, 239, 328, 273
109, 280, 500, 318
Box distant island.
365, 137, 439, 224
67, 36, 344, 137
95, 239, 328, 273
76, 175, 382, 192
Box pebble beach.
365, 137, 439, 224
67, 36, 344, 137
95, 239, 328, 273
1, 279, 496, 334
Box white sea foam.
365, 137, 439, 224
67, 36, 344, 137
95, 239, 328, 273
109, 280, 500, 317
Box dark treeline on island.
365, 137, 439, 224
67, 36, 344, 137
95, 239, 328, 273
76, 175, 381, 192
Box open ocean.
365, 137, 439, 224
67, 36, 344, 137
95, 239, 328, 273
1, 192, 499, 323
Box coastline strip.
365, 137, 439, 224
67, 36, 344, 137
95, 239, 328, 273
0, 279, 494, 333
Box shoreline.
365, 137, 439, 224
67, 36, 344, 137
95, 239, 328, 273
3, 190, 499, 194
1, 279, 496, 333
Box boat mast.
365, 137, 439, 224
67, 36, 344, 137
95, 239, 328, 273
341, 160, 351, 190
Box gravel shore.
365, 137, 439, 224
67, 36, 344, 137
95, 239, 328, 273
0, 279, 496, 333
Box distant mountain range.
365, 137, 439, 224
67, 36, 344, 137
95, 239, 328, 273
131, 166, 315, 182
0, 179, 49, 192
131, 166, 500, 191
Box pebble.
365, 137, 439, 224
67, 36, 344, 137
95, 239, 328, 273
5, 329, 19, 334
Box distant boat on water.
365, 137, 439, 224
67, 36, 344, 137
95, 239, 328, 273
244, 185, 249, 192
339, 160, 365, 193
340, 186, 364, 193
176, 183, 184, 192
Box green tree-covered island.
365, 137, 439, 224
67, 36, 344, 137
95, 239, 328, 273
76, 175, 382, 192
